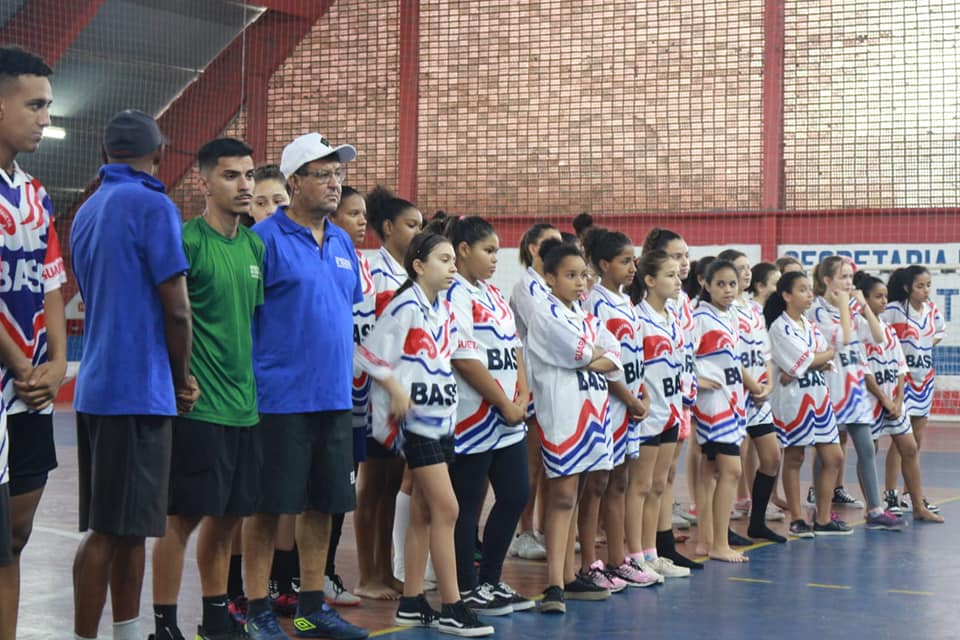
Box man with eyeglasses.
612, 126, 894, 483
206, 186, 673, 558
243, 133, 368, 640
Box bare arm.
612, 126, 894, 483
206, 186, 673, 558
157, 275, 198, 413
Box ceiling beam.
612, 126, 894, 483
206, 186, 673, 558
0, 0, 105, 65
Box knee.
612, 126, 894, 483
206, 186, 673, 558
10, 520, 34, 556
587, 474, 609, 499
550, 488, 577, 512
608, 473, 628, 497
899, 441, 918, 460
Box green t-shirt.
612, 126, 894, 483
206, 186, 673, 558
182, 216, 264, 426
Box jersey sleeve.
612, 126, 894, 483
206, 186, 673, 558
770, 319, 814, 378
355, 309, 404, 381
42, 220, 67, 293
142, 199, 189, 286
350, 248, 363, 306
526, 306, 593, 369
447, 285, 482, 362
595, 319, 625, 381
932, 300, 946, 341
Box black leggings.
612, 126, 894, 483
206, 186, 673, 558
450, 438, 530, 591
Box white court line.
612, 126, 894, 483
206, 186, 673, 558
32, 524, 84, 540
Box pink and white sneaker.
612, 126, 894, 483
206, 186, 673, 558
583, 560, 627, 593
609, 560, 661, 588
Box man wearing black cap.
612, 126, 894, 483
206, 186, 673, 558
69, 109, 200, 640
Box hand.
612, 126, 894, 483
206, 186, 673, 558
698, 378, 722, 391
13, 359, 67, 411
750, 383, 772, 404
175, 375, 200, 415
629, 396, 648, 422
384, 378, 412, 421
500, 400, 526, 426
852, 289, 867, 307
779, 371, 794, 386
834, 289, 850, 306
888, 400, 904, 419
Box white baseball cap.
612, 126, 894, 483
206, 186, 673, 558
279, 132, 357, 179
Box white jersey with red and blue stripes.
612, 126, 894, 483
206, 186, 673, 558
446, 274, 525, 455
526, 293, 622, 478
808, 297, 872, 425
735, 298, 773, 427
668, 290, 698, 409
635, 298, 684, 441
586, 283, 643, 465
769, 313, 839, 447
351, 250, 376, 431
356, 283, 458, 452
510, 266, 552, 420
881, 299, 945, 417
369, 247, 406, 318
863, 319, 911, 437
0, 163, 67, 415
691, 301, 746, 446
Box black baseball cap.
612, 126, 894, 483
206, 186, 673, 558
103, 109, 167, 158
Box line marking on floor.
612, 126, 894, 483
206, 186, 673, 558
371, 626, 407, 637
728, 577, 772, 584
888, 589, 934, 596
807, 583, 851, 590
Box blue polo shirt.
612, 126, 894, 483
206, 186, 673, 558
253, 208, 363, 413
70, 164, 190, 416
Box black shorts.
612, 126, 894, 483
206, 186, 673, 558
366, 436, 399, 459
258, 411, 356, 515
747, 423, 776, 440
701, 441, 741, 460
353, 428, 367, 464
403, 432, 455, 469
77, 413, 172, 537
169, 418, 262, 518
0, 485, 11, 566
660, 425, 680, 444
7, 412, 58, 496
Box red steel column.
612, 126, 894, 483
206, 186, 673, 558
760, 0, 786, 261
397, 0, 420, 201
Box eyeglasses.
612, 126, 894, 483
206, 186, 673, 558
298, 167, 347, 184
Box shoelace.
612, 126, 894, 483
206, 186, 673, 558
496, 582, 518, 598
329, 574, 347, 595
251, 611, 283, 633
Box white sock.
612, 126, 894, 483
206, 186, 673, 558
112, 618, 140, 640
392, 490, 411, 582
75, 635, 96, 640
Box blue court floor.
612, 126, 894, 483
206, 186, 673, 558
17, 412, 960, 639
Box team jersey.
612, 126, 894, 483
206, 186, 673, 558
526, 293, 622, 478
691, 301, 745, 446
735, 298, 773, 426
863, 319, 911, 437
356, 283, 458, 451
586, 283, 643, 465
768, 313, 838, 447
808, 296, 872, 425
351, 250, 376, 431
369, 247, 406, 318
668, 291, 698, 409
447, 274, 524, 455
881, 299, 945, 416
0, 163, 67, 415
635, 298, 684, 441
510, 266, 552, 419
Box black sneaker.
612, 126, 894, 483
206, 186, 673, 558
806, 486, 816, 505
728, 529, 752, 547
460, 584, 512, 616
923, 496, 941, 514
832, 486, 864, 508
437, 601, 495, 637
487, 582, 534, 612
538, 585, 565, 614
394, 594, 440, 628
564, 574, 610, 601
884, 489, 903, 515
789, 519, 814, 539
195, 624, 249, 639
813, 519, 854, 536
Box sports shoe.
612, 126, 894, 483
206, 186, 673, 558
806, 486, 816, 506
460, 584, 512, 616
671, 508, 691, 529
923, 497, 941, 514
271, 593, 298, 618
866, 510, 907, 531
488, 582, 534, 612
194, 624, 249, 639
884, 489, 903, 515
608, 561, 660, 588
813, 520, 854, 536
292, 603, 368, 639
324, 575, 361, 607
394, 594, 440, 628
728, 529, 752, 547
765, 504, 786, 521
583, 560, 627, 593
732, 498, 751, 520
681, 504, 698, 525
564, 574, 610, 600
149, 629, 186, 640
650, 556, 691, 578
538, 585, 565, 614
228, 596, 248, 626
832, 486, 864, 508
508, 531, 547, 560
626, 556, 664, 584
437, 601, 495, 637
245, 610, 289, 640
789, 519, 814, 539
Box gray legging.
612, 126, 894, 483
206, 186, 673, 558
813, 422, 882, 511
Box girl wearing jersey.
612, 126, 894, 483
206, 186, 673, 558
810, 257, 902, 531
717, 251, 785, 544
583, 229, 661, 588
526, 240, 622, 613
764, 271, 851, 537
357, 232, 493, 636
690, 260, 749, 562
855, 273, 943, 523
507, 223, 562, 561
355, 186, 423, 598
882, 265, 945, 515
444, 217, 534, 615
639, 229, 700, 565
628, 251, 698, 577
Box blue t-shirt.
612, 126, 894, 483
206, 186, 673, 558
70, 164, 189, 416
253, 208, 363, 414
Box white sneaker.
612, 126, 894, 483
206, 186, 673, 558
324, 574, 361, 606
509, 531, 547, 560
650, 556, 691, 579
627, 556, 664, 584
765, 504, 786, 521
672, 510, 691, 529
731, 498, 751, 520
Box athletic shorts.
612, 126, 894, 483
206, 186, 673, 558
168, 418, 262, 518
7, 412, 57, 496
77, 413, 172, 537
639, 425, 680, 448
747, 423, 776, 440
258, 411, 356, 515
365, 436, 400, 459
702, 441, 741, 460
0, 485, 12, 566
353, 427, 368, 464
403, 432, 455, 469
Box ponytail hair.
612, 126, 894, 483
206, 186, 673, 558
683, 256, 714, 300
540, 238, 583, 275
394, 232, 452, 298
572, 212, 594, 237
811, 255, 844, 297
764, 270, 808, 328
519, 222, 558, 267
423, 210, 452, 235
748, 262, 778, 295
887, 265, 929, 316
698, 259, 737, 305
641, 227, 683, 254
717, 248, 746, 263
853, 270, 884, 297
775, 255, 802, 273
629, 250, 673, 305
581, 226, 633, 273
366, 185, 418, 240
445, 215, 496, 250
